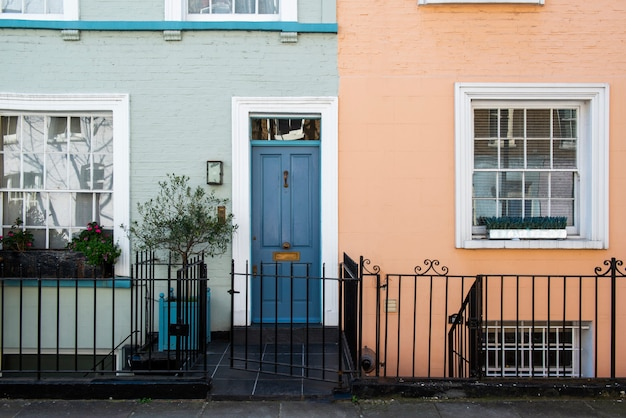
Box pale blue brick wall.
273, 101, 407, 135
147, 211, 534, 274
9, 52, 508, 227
0, 27, 337, 330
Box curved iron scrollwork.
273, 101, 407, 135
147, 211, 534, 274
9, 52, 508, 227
595, 257, 626, 277
362, 258, 380, 275
414, 259, 448, 276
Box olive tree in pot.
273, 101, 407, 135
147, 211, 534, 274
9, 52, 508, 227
126, 173, 237, 351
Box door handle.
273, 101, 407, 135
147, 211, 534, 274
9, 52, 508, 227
283, 170, 289, 188
282, 242, 291, 249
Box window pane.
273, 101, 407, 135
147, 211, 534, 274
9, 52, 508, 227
92, 116, 113, 153
2, 192, 22, 224
527, 109, 550, 138
259, 0, 279, 14
69, 117, 90, 153
23, 154, 44, 188
46, 152, 68, 189
49, 192, 71, 227
47, 0, 63, 13
74, 192, 93, 226
2, 153, 20, 187
23, 116, 44, 153
49, 228, 69, 249
527, 139, 550, 168
70, 155, 90, 190
2, 0, 23, 13
251, 118, 320, 140
98, 193, 114, 228
24, 0, 44, 13
94, 155, 113, 190
48, 116, 69, 147
551, 172, 574, 198
25, 193, 45, 226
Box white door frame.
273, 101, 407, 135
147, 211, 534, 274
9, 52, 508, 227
231, 97, 339, 326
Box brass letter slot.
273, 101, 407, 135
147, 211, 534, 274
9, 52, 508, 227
273, 251, 300, 262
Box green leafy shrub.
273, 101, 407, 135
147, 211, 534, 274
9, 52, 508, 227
0, 218, 34, 252
479, 216, 567, 230
68, 221, 121, 266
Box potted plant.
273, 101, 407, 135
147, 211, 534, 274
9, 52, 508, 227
0, 218, 120, 278
67, 221, 121, 277
480, 216, 568, 240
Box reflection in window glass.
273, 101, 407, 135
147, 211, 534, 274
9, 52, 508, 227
1, 0, 63, 13
0, 113, 113, 249
188, 0, 278, 14
250, 118, 320, 141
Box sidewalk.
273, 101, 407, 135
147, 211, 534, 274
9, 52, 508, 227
1, 398, 625, 417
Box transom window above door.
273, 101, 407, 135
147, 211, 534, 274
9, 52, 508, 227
250, 118, 320, 141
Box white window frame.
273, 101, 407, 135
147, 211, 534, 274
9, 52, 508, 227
166, 0, 296, 22
0, 0, 78, 20
418, 0, 544, 4
0, 93, 130, 276
455, 83, 609, 249
231, 96, 338, 327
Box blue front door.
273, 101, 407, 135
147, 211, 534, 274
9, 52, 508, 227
251, 145, 321, 323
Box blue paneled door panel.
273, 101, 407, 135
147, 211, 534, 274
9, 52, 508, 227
251, 146, 321, 323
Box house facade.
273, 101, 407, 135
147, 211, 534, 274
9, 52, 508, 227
337, 0, 626, 377
0, 0, 338, 335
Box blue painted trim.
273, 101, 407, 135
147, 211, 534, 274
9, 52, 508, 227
2, 278, 131, 288
0, 19, 337, 33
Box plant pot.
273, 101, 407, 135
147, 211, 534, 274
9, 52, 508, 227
488, 229, 567, 240
0, 250, 114, 278
158, 289, 211, 351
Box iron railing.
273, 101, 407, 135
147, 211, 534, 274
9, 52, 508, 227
0, 251, 209, 380
367, 258, 626, 380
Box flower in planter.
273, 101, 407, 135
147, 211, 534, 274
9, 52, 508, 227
68, 221, 121, 266
0, 218, 34, 252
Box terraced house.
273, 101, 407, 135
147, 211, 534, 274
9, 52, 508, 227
1, 0, 626, 398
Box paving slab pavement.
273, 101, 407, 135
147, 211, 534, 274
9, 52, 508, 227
1, 398, 626, 418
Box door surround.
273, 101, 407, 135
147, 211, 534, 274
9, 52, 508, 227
231, 97, 338, 326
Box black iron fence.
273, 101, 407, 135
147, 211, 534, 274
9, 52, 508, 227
0, 251, 209, 380
366, 257, 626, 380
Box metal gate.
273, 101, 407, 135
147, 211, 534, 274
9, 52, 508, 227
228, 254, 364, 386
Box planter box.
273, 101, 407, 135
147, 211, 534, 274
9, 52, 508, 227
488, 229, 567, 240
158, 289, 211, 351
0, 250, 113, 278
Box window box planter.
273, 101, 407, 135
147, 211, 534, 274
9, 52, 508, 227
488, 229, 567, 240
0, 250, 113, 278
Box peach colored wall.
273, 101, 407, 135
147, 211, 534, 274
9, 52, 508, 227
338, 0, 626, 377
338, 0, 626, 276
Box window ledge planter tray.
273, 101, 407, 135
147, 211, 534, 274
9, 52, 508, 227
488, 229, 567, 240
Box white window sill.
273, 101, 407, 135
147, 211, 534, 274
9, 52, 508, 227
464, 238, 605, 249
